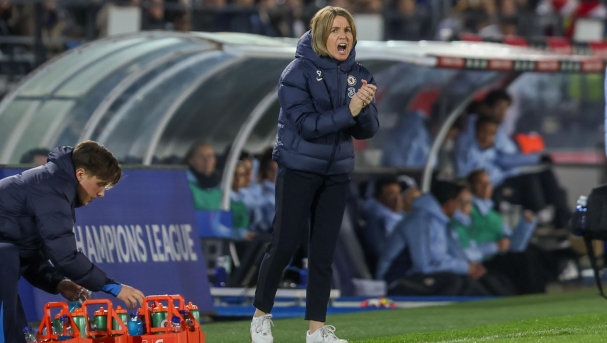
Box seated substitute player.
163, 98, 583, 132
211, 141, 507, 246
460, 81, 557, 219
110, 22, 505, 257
0, 141, 145, 342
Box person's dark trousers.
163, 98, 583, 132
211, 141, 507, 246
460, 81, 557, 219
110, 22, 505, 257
536, 169, 572, 228
484, 249, 550, 295
477, 271, 517, 296
493, 173, 546, 212
254, 167, 349, 322
532, 245, 579, 283
0, 243, 28, 343
387, 273, 492, 296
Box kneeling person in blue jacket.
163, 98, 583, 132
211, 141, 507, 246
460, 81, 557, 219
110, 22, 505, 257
0, 141, 145, 342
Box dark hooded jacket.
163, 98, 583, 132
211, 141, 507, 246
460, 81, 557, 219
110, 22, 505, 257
273, 31, 379, 175
0, 147, 113, 293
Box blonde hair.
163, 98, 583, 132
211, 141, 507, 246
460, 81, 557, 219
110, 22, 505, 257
310, 6, 357, 58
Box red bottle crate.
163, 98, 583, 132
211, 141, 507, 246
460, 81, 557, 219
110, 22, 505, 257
38, 295, 204, 343
129, 295, 205, 343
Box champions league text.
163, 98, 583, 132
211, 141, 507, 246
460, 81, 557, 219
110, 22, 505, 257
73, 224, 199, 264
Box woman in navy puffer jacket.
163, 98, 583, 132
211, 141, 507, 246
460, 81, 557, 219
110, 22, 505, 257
250, 6, 379, 343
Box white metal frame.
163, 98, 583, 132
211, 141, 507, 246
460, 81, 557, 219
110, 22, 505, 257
95, 51, 228, 145
219, 89, 278, 210
142, 58, 244, 165
79, 47, 212, 142
421, 74, 509, 192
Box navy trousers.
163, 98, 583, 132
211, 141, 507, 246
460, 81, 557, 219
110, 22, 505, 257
254, 167, 349, 322
0, 243, 28, 343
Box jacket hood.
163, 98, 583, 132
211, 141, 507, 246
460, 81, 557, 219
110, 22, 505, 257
48, 146, 82, 206
295, 31, 356, 70
412, 193, 449, 225
48, 146, 76, 179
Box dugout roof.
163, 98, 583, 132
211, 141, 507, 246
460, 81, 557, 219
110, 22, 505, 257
0, 31, 603, 206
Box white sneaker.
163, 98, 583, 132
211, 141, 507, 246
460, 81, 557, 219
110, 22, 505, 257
306, 325, 347, 343
251, 314, 274, 343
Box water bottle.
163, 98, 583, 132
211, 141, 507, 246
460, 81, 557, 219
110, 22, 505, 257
170, 315, 183, 333
151, 304, 169, 332
127, 312, 144, 336
24, 326, 38, 343
573, 196, 588, 236
68, 288, 91, 312
70, 308, 87, 338
53, 313, 63, 336
68, 301, 81, 313
113, 306, 129, 331
57, 315, 74, 341
138, 308, 147, 333
214, 256, 227, 287
63, 315, 74, 334
186, 302, 200, 323
179, 310, 195, 331
298, 258, 308, 289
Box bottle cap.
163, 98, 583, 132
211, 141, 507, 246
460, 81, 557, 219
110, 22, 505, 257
71, 308, 85, 316
578, 196, 588, 206
60, 314, 69, 322
94, 307, 107, 316
171, 315, 181, 323
186, 302, 198, 310
152, 304, 167, 312
115, 306, 127, 314
23, 326, 31, 333
179, 309, 189, 315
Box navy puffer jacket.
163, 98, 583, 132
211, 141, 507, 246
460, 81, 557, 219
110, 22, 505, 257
273, 31, 379, 175
0, 147, 112, 292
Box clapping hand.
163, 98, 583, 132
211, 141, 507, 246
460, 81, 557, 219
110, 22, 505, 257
356, 80, 377, 107
349, 79, 377, 117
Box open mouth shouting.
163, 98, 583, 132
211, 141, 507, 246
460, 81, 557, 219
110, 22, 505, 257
329, 40, 350, 61
326, 16, 354, 61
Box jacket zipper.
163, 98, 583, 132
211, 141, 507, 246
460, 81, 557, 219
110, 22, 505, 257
324, 65, 341, 174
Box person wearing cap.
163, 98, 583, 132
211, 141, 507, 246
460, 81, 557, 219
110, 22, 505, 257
0, 141, 145, 342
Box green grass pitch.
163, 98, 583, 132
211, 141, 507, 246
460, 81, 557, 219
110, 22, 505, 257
203, 289, 607, 342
